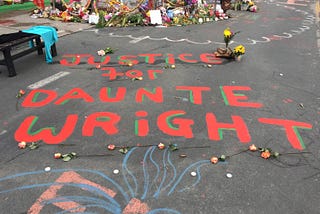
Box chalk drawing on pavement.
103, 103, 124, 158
0, 147, 212, 213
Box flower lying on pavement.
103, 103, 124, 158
16, 89, 26, 111
248, 144, 280, 159
97, 47, 117, 56
18, 141, 39, 150
16, 89, 26, 98
249, 144, 257, 151
54, 152, 77, 161
158, 143, 165, 150
97, 49, 106, 56
107, 144, 116, 151
18, 141, 27, 149
210, 156, 219, 164
54, 153, 62, 159
261, 151, 271, 159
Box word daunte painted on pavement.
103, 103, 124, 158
14, 85, 312, 151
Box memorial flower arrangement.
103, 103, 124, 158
232, 44, 246, 60
215, 28, 245, 60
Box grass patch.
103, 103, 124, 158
0, 0, 50, 13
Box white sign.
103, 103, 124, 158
150, 10, 162, 25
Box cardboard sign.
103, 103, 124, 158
150, 10, 162, 25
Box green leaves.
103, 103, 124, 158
62, 152, 77, 162
169, 143, 179, 151
28, 142, 39, 150
219, 155, 226, 161
119, 147, 130, 154
104, 47, 116, 54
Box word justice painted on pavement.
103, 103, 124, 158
13, 53, 313, 151
59, 53, 223, 66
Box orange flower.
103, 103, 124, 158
210, 156, 219, 164
249, 144, 257, 151
261, 151, 271, 159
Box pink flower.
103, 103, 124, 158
108, 144, 116, 151
105, 14, 112, 21
18, 141, 27, 149
210, 156, 219, 164
249, 144, 257, 151
97, 50, 106, 56
54, 153, 62, 159
19, 89, 25, 95
158, 143, 165, 150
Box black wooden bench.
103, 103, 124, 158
0, 31, 57, 77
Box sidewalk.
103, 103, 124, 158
0, 11, 93, 37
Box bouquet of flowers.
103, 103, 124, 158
232, 45, 245, 57
214, 28, 245, 61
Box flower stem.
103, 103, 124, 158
16, 99, 19, 111
79, 154, 114, 157
180, 146, 211, 149
227, 149, 249, 158
281, 152, 311, 155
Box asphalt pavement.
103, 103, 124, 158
0, 0, 320, 213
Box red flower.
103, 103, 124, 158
108, 144, 116, 151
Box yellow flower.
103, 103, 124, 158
224, 28, 232, 38
234, 45, 246, 55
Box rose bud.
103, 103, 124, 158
210, 156, 219, 164
158, 143, 165, 150
249, 144, 257, 151
19, 89, 26, 95
18, 141, 27, 149
261, 151, 271, 159
107, 144, 116, 151
54, 153, 62, 159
